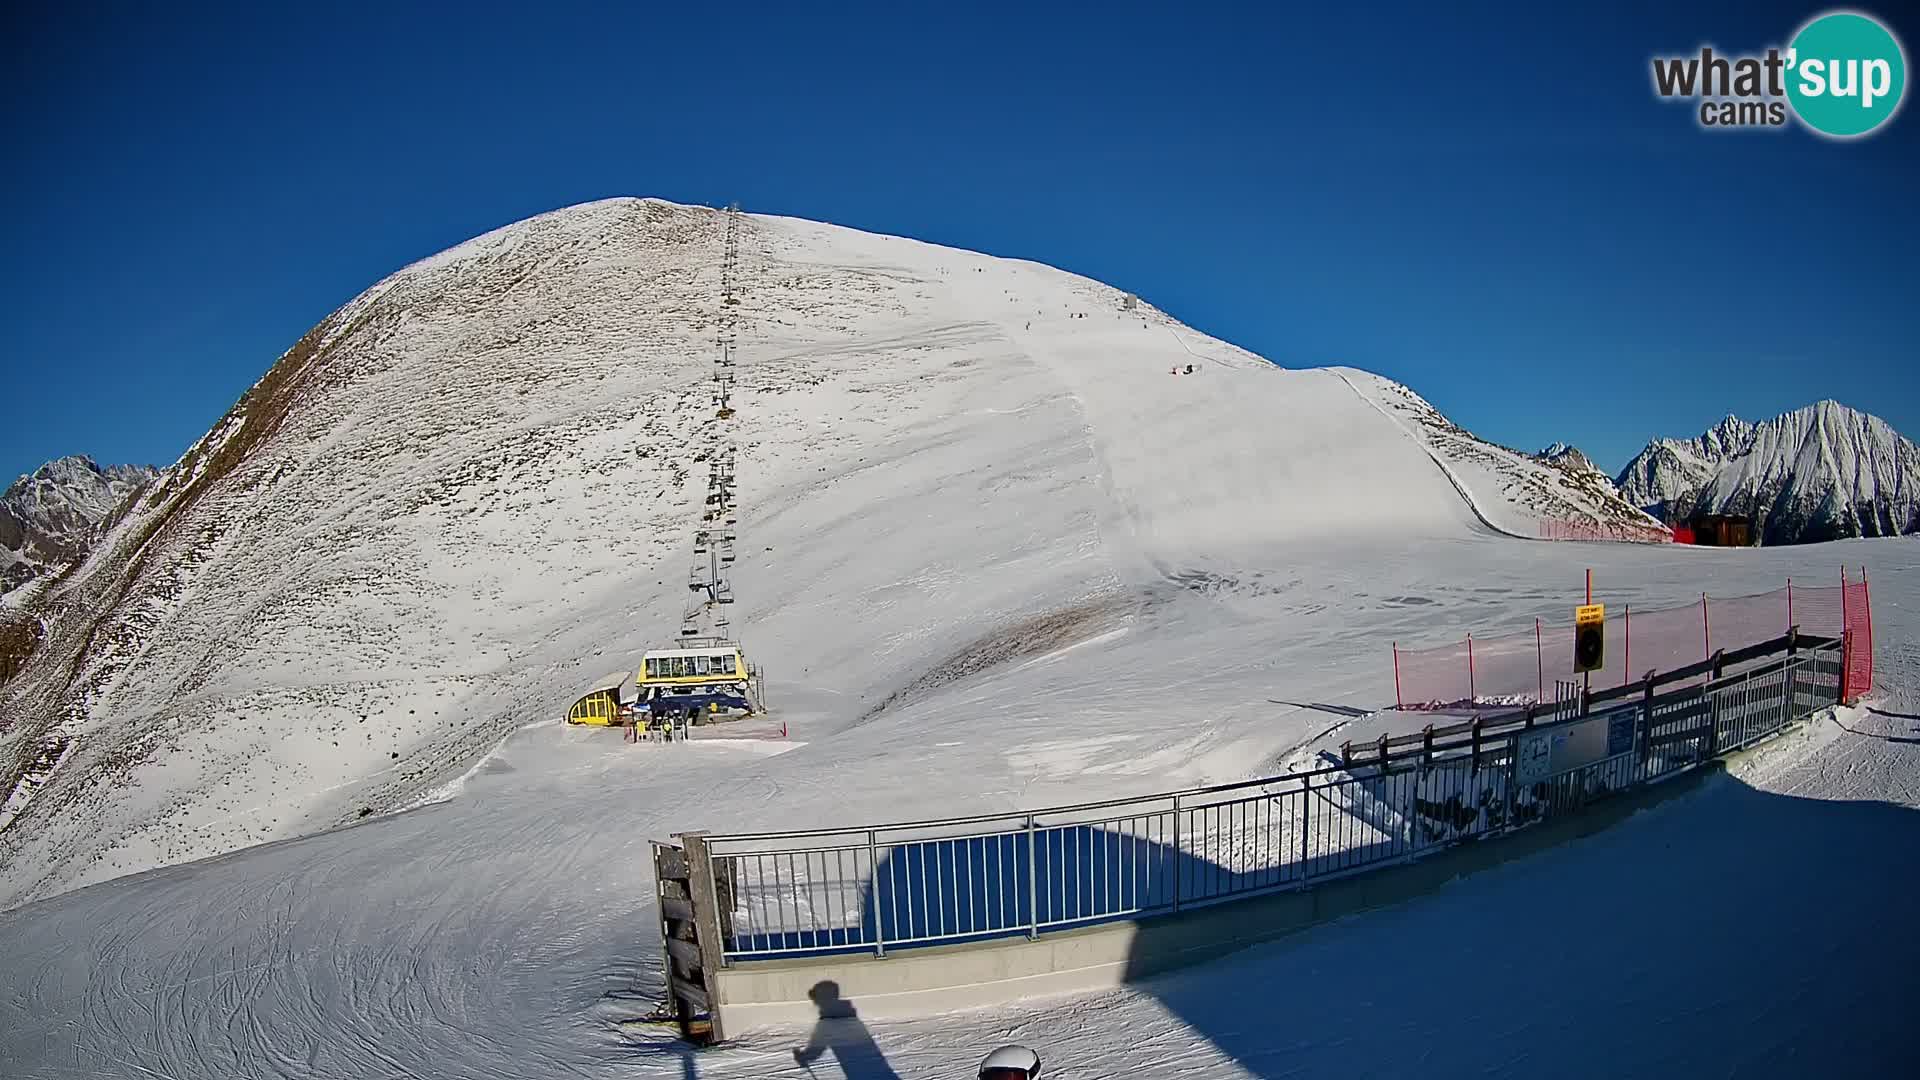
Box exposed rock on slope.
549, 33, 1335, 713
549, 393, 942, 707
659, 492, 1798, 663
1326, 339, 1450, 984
1536, 442, 1603, 476
1351, 381, 1667, 539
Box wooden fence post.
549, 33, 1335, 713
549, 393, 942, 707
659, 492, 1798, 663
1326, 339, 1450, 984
679, 832, 728, 1043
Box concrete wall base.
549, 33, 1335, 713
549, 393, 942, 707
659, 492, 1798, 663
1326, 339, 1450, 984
715, 753, 1747, 1032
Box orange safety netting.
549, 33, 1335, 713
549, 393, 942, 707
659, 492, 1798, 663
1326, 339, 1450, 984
1393, 571, 1874, 709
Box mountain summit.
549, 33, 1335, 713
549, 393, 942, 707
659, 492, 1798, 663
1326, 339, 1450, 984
1617, 401, 1920, 544
1, 198, 1658, 906
1535, 442, 1605, 476
1, 456, 157, 597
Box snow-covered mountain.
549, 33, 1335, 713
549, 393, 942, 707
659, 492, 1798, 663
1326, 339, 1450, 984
1350, 390, 1667, 540
1536, 442, 1602, 475
1617, 403, 1920, 544
1, 197, 1915, 1080
0, 198, 1659, 908
1531, 441, 1659, 521
1614, 416, 1755, 517
1, 456, 157, 598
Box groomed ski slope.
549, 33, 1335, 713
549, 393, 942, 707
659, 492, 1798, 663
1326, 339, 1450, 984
0, 201, 1911, 1077
1, 541, 1913, 1079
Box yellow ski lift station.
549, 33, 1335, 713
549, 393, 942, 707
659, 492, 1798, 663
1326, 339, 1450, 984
566, 671, 635, 726
636, 641, 761, 717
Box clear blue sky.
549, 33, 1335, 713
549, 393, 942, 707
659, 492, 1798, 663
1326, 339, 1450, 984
2, 1, 1914, 483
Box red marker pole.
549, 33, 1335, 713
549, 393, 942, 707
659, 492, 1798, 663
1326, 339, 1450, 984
1701, 592, 1711, 663
1466, 633, 1476, 703
1535, 618, 1544, 703
1584, 569, 1595, 707
1393, 643, 1403, 710
1841, 566, 1852, 701
1623, 604, 1632, 688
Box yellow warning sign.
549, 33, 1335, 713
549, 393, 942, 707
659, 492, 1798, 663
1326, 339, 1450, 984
1574, 604, 1606, 673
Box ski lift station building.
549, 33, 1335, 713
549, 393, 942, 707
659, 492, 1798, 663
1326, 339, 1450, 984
564, 643, 762, 725
565, 670, 635, 726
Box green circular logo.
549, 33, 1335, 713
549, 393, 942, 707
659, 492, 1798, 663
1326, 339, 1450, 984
1787, 11, 1907, 137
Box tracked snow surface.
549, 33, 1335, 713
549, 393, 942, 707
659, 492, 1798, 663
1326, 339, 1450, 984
0, 199, 1914, 1078
1618, 402, 1920, 544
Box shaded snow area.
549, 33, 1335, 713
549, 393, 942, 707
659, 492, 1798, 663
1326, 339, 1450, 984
773, 705, 1920, 1080
0, 198, 1915, 1078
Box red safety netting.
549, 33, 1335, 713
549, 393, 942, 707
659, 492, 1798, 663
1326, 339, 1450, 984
1537, 519, 1673, 543
1844, 569, 1874, 702
1393, 571, 1874, 709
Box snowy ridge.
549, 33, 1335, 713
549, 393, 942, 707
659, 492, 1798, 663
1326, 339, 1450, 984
1345, 376, 1666, 538
1618, 402, 1920, 544
1615, 415, 1757, 516
1535, 442, 1603, 476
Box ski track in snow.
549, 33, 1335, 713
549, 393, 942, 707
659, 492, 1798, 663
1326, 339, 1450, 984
1, 199, 1915, 1078
1329, 368, 1520, 540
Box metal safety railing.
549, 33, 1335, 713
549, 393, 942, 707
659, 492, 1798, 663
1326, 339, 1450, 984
681, 638, 1844, 963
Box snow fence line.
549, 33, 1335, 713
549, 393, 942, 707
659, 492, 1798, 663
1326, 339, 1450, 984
654, 635, 1844, 1039
1538, 519, 1673, 543
1392, 570, 1874, 710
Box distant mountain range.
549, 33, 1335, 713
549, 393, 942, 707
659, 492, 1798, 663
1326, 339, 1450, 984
1, 456, 158, 597
1616, 401, 1920, 545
